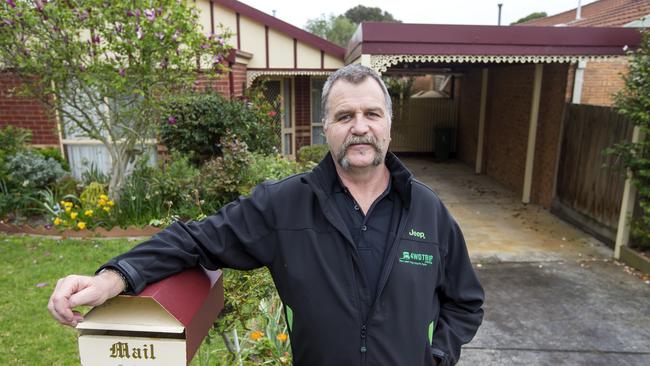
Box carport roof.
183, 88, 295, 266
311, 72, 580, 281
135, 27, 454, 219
346, 23, 642, 71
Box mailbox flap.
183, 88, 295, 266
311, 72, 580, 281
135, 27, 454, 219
77, 296, 184, 334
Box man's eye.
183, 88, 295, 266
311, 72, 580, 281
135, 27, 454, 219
337, 114, 351, 121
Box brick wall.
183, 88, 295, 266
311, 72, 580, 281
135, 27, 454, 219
484, 64, 534, 195
579, 57, 628, 106
294, 76, 311, 152
192, 61, 247, 98
231, 63, 247, 97
457, 68, 482, 167
531, 64, 570, 207
0, 73, 59, 146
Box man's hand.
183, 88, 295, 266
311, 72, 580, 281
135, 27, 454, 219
47, 270, 125, 327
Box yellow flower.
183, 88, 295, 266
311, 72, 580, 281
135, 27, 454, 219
53, 217, 62, 226
99, 194, 109, 201
70, 212, 78, 220
103, 206, 111, 213
77, 222, 86, 230
65, 207, 71, 214
64, 201, 73, 208
250, 330, 264, 341
276, 333, 288, 342
84, 209, 93, 217
98, 198, 106, 206
107, 200, 115, 207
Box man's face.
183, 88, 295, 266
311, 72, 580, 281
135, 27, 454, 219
323, 78, 391, 171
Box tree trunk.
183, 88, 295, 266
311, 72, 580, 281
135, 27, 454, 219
107, 145, 134, 199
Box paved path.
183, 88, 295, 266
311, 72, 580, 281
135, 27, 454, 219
402, 157, 650, 366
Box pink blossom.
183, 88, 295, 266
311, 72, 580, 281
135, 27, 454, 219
6, 0, 16, 9
268, 111, 277, 117
167, 116, 177, 125
118, 68, 125, 77
135, 9, 141, 17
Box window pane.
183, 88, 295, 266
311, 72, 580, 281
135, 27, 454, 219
311, 79, 325, 123
283, 133, 293, 155
284, 79, 292, 128
312, 127, 325, 145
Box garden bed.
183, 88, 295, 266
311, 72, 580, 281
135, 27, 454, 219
0, 222, 161, 238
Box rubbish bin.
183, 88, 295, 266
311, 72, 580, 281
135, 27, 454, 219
435, 128, 454, 161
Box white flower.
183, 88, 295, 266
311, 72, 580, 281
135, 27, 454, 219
22, 180, 30, 187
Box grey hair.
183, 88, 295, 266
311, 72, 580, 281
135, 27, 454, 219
321, 64, 392, 125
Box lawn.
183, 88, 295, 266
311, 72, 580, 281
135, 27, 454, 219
0, 233, 137, 365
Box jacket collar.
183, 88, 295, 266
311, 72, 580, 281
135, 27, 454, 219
305, 151, 413, 208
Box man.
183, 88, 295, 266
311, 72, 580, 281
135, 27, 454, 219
48, 64, 484, 366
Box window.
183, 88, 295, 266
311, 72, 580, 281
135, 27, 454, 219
310, 78, 325, 145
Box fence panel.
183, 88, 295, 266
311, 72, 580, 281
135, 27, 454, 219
390, 98, 458, 152
554, 104, 634, 238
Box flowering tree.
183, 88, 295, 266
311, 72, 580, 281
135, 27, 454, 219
0, 0, 231, 196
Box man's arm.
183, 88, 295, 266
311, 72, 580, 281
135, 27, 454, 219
431, 220, 484, 366
48, 182, 277, 325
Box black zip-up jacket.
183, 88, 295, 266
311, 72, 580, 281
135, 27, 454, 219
101, 152, 484, 366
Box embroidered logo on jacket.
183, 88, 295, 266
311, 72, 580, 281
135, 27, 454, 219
399, 251, 433, 266
408, 229, 426, 239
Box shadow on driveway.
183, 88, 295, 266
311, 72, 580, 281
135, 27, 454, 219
402, 157, 650, 366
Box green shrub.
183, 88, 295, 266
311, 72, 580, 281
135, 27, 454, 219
33, 147, 70, 172
608, 31, 650, 251
5, 151, 65, 190
159, 89, 279, 164
297, 144, 329, 164
115, 151, 202, 227
0, 126, 31, 158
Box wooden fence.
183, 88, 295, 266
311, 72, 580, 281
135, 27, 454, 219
390, 98, 458, 152
552, 103, 634, 244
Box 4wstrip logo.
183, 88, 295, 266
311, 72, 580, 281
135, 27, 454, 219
399, 251, 433, 266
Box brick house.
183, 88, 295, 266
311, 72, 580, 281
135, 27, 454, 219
518, 0, 650, 106
0, 0, 344, 175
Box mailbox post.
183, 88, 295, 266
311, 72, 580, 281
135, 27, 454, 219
76, 268, 224, 365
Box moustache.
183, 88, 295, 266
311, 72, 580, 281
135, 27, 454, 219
341, 135, 381, 153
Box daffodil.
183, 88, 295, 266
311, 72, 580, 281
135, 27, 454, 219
53, 217, 62, 226
99, 194, 109, 201
84, 209, 93, 217
70, 212, 78, 220
65, 207, 71, 214
98, 198, 106, 206
107, 200, 115, 207
77, 222, 86, 230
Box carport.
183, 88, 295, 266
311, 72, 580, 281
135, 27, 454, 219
345, 23, 640, 208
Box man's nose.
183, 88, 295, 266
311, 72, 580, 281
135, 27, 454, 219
350, 113, 370, 134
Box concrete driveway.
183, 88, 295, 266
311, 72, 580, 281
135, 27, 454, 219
402, 157, 650, 366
